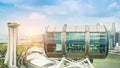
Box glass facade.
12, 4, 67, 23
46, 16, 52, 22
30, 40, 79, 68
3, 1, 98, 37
54, 32, 61, 40
90, 33, 106, 54
66, 32, 85, 53
45, 25, 108, 58
46, 32, 107, 54
47, 44, 62, 52
47, 32, 61, 41
66, 32, 85, 41
47, 32, 54, 39
45, 29, 108, 58
46, 32, 62, 53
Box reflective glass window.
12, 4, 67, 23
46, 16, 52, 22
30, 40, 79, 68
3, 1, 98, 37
66, 32, 85, 53
66, 44, 85, 53
54, 32, 61, 40
47, 32, 61, 41
47, 44, 62, 52
47, 32, 54, 38
90, 33, 106, 43
90, 33, 106, 54
66, 32, 85, 41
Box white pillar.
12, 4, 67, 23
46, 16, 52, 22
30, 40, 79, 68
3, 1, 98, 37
4, 23, 19, 68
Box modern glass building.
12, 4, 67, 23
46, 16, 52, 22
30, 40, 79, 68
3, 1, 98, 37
116, 32, 120, 46
44, 25, 109, 59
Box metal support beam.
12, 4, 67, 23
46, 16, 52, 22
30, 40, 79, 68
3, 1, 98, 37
56, 57, 94, 68
61, 24, 67, 57
85, 25, 90, 58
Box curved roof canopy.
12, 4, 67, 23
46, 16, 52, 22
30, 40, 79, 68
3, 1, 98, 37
46, 25, 106, 32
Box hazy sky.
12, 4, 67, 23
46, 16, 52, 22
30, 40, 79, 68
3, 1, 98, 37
0, 0, 120, 39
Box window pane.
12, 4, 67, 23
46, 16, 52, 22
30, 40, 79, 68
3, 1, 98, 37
54, 32, 61, 40
47, 44, 62, 52
66, 32, 85, 41
90, 33, 106, 43
90, 32, 106, 54
66, 32, 85, 53
66, 44, 85, 53
55, 44, 62, 52
47, 32, 54, 38
89, 44, 105, 54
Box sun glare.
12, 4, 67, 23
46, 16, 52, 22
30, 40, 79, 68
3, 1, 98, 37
27, 30, 36, 36
24, 29, 38, 40
26, 29, 37, 36
21, 23, 45, 41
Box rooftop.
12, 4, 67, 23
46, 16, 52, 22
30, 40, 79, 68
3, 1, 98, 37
46, 25, 106, 32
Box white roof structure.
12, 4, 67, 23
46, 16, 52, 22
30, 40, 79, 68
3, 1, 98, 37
66, 26, 75, 32
89, 26, 97, 32
47, 26, 55, 32
46, 25, 106, 32
97, 25, 106, 32
26, 47, 95, 68
54, 26, 63, 32
76, 26, 85, 32
26, 47, 55, 67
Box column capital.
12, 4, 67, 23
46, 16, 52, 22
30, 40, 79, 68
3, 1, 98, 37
8, 23, 20, 28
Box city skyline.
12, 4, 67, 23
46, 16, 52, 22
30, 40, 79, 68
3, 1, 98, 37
0, 0, 120, 39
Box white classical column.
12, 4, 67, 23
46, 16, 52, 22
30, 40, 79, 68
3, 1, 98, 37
4, 23, 19, 68
13, 27, 18, 66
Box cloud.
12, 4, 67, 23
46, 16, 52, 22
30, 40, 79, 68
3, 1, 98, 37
3, 0, 92, 16
108, 2, 120, 10
16, 12, 57, 35
2, 0, 120, 17
35, 0, 95, 16
108, 2, 118, 10
61, 0, 80, 11
1, 0, 120, 40
0, 0, 18, 3
39, 6, 68, 15
28, 12, 46, 20
61, 16, 119, 31
0, 0, 57, 7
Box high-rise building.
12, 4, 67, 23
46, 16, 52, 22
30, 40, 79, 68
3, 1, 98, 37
115, 32, 120, 45
119, 31, 120, 45
111, 22, 116, 47
118, 31, 120, 46
108, 31, 113, 49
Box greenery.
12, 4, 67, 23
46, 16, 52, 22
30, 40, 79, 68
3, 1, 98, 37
0, 43, 43, 68
93, 53, 120, 68
0, 43, 8, 68
1, 43, 120, 68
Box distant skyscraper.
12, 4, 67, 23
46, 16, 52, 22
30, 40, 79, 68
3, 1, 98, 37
111, 22, 116, 47
115, 32, 120, 45
96, 23, 100, 26
109, 34, 114, 49
118, 31, 120, 46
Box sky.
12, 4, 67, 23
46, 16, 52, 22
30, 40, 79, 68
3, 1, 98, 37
0, 0, 120, 39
